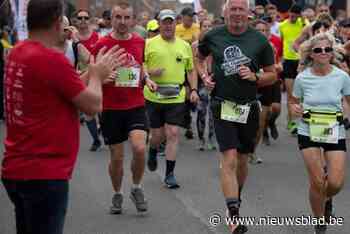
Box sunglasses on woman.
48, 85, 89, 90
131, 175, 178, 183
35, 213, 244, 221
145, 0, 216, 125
312, 47, 333, 54
77, 16, 90, 21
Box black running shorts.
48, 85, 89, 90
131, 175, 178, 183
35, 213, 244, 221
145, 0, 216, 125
146, 101, 186, 128
298, 135, 347, 152
283, 59, 299, 80
210, 98, 260, 153
100, 107, 148, 145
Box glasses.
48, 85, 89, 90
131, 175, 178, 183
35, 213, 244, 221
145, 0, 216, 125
312, 47, 333, 54
77, 16, 90, 21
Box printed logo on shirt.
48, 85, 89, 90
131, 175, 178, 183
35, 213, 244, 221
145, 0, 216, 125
221, 46, 251, 76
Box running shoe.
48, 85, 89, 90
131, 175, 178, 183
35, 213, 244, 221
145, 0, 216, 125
262, 130, 271, 146
207, 138, 217, 150
89, 140, 101, 152
110, 193, 123, 214
269, 122, 279, 140
164, 173, 180, 189
248, 153, 263, 164
226, 210, 248, 234
147, 148, 158, 171
287, 121, 298, 135
325, 198, 334, 224
198, 139, 205, 151
130, 188, 148, 213
314, 224, 327, 234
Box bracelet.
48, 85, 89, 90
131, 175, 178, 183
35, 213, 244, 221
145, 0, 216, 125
190, 88, 198, 93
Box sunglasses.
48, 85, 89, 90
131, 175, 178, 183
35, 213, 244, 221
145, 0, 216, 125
77, 16, 90, 21
312, 47, 333, 54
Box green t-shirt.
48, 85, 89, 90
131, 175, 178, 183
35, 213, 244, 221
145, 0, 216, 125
198, 26, 274, 104
279, 18, 305, 60
144, 35, 194, 104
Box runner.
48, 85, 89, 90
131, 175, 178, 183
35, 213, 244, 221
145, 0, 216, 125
93, 2, 156, 214
99, 10, 113, 37
193, 18, 216, 151
290, 33, 350, 234
176, 7, 201, 140
279, 4, 306, 134
145, 9, 199, 189
1, 1, 126, 233
197, 0, 276, 233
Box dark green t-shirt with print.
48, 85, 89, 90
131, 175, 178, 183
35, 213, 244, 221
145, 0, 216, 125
198, 26, 274, 104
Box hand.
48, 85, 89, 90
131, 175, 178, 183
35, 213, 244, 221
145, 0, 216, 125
190, 89, 200, 104
65, 26, 79, 42
239, 65, 256, 82
90, 45, 127, 81
202, 74, 215, 91
148, 68, 165, 77
290, 103, 304, 118
145, 78, 158, 92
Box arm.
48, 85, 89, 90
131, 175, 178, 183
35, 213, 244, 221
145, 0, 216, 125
187, 69, 199, 103
293, 26, 310, 52
73, 45, 127, 115
256, 65, 277, 87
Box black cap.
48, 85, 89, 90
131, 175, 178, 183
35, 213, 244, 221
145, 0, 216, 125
181, 7, 196, 17
290, 4, 302, 14
102, 10, 111, 19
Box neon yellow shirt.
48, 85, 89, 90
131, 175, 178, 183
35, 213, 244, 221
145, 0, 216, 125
175, 23, 200, 44
144, 35, 194, 104
1, 39, 13, 49
279, 18, 306, 60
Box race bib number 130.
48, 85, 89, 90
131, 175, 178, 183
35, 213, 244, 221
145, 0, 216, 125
115, 67, 141, 87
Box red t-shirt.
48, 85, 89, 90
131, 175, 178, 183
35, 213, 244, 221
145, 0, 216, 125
269, 35, 283, 63
1, 41, 86, 180
81, 31, 99, 53
93, 33, 145, 110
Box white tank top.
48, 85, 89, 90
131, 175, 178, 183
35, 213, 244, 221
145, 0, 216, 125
64, 40, 76, 66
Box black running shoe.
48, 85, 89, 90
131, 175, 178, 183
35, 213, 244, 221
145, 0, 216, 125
269, 123, 279, 140
147, 148, 158, 171
325, 198, 333, 223
89, 141, 101, 152
232, 225, 248, 234
185, 129, 194, 139
262, 130, 271, 146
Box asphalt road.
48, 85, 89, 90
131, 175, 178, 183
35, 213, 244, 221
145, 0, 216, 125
0, 105, 349, 234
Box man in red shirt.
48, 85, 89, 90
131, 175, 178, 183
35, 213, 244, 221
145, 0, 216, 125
93, 2, 155, 215
1, 1, 126, 233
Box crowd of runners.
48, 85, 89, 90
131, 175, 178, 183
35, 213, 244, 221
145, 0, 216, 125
1, 0, 350, 234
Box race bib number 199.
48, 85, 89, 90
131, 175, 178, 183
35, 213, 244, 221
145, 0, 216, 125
115, 67, 141, 87
221, 100, 251, 124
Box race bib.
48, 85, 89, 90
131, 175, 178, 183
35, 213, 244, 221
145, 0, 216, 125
156, 84, 181, 99
309, 113, 339, 144
221, 100, 251, 124
115, 67, 141, 87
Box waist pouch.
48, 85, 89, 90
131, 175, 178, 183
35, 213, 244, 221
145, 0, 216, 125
156, 84, 181, 99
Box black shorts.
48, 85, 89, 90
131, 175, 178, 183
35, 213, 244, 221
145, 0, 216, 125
210, 99, 260, 153
258, 85, 273, 107
101, 107, 148, 145
283, 59, 299, 80
146, 101, 186, 128
298, 135, 347, 152
271, 80, 282, 104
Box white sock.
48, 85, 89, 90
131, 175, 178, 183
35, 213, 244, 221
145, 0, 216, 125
132, 184, 142, 189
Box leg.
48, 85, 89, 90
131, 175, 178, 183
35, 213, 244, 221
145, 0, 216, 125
285, 79, 295, 123
109, 143, 124, 193
220, 149, 239, 199
2, 180, 27, 234
302, 147, 326, 218
85, 115, 101, 151
324, 151, 346, 198
129, 130, 147, 185
163, 124, 181, 188
236, 153, 249, 201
